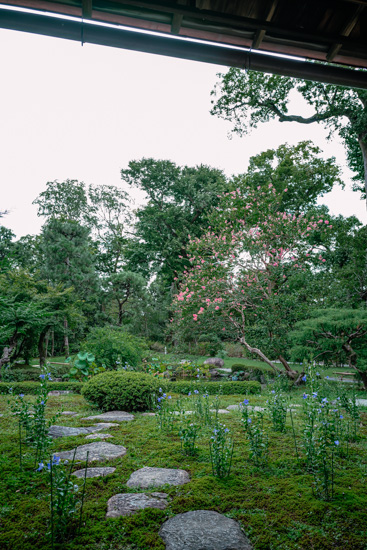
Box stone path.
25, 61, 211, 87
72, 467, 116, 479
85, 433, 113, 440
82, 411, 134, 422
49, 425, 107, 439
126, 467, 190, 489
159, 510, 253, 550
106, 492, 168, 517
57, 441, 127, 462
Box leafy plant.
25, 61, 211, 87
209, 422, 234, 478
64, 351, 104, 382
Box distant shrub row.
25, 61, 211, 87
0, 381, 83, 395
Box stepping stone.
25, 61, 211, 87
227, 405, 265, 412
142, 412, 156, 416
48, 390, 72, 395
85, 433, 113, 440
82, 411, 134, 422
61, 411, 78, 416
72, 467, 116, 479
126, 467, 190, 489
210, 409, 230, 414
356, 399, 367, 407
106, 492, 168, 518
93, 423, 119, 429
159, 510, 253, 550
49, 425, 107, 439
57, 442, 127, 462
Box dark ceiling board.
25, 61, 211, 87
326, 4, 364, 61
252, 0, 278, 49
1, 7, 366, 88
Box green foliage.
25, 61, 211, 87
82, 326, 148, 369
64, 351, 104, 382
211, 69, 367, 198
166, 380, 261, 395
81, 371, 160, 412
0, 381, 83, 395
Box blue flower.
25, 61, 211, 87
334, 440, 340, 446
37, 462, 44, 472
196, 374, 200, 378
247, 418, 252, 424
40, 400, 44, 405
312, 392, 318, 397
322, 398, 328, 403
302, 375, 307, 382
159, 388, 162, 392
316, 372, 320, 376
326, 376, 329, 379
302, 393, 308, 399
225, 428, 229, 433
53, 456, 60, 465
271, 390, 275, 394
243, 399, 249, 406
194, 390, 199, 394
157, 397, 162, 402
168, 395, 172, 400
157, 405, 161, 410
163, 393, 167, 398
19, 393, 24, 398
188, 392, 191, 396
340, 414, 343, 419
39, 374, 45, 380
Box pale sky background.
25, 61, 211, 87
1, 24, 366, 239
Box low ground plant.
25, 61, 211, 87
209, 422, 234, 478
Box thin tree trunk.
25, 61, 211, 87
278, 354, 300, 380
118, 302, 123, 326
359, 371, 367, 392
358, 136, 367, 202
239, 336, 281, 374
51, 329, 55, 357
38, 327, 49, 368
45, 330, 50, 359
64, 317, 70, 358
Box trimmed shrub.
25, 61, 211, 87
83, 327, 148, 370
0, 381, 83, 395
81, 371, 159, 412
165, 380, 261, 395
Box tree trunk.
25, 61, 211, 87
64, 317, 70, 358
118, 301, 123, 326
38, 327, 49, 368
45, 330, 50, 359
0, 342, 17, 368
278, 354, 300, 380
51, 329, 55, 357
358, 136, 367, 202
359, 371, 367, 392
239, 336, 281, 374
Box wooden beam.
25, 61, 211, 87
327, 4, 364, 61
171, 12, 183, 34
82, 0, 92, 19
252, 0, 278, 49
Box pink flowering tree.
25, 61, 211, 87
171, 184, 333, 380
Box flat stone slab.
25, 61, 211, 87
48, 390, 72, 395
61, 411, 78, 416
356, 399, 367, 407
93, 422, 119, 429
142, 412, 156, 417
210, 409, 229, 414
72, 467, 116, 479
227, 405, 265, 412
106, 492, 168, 518
82, 411, 134, 422
49, 425, 107, 439
85, 433, 113, 440
126, 467, 190, 489
159, 510, 253, 550
57, 442, 127, 462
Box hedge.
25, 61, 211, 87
164, 380, 261, 395
0, 381, 83, 395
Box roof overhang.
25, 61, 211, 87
1, 0, 367, 89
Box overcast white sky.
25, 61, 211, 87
1, 26, 366, 238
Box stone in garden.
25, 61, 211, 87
85, 433, 113, 440
142, 412, 156, 416
72, 466, 116, 478
106, 492, 168, 518
209, 369, 220, 378
203, 357, 225, 368
48, 390, 72, 395
82, 411, 134, 422
57, 441, 127, 462
61, 411, 78, 416
159, 510, 253, 550
226, 405, 265, 412
126, 467, 190, 489
49, 425, 108, 439
92, 422, 119, 429
210, 409, 229, 414
356, 399, 367, 407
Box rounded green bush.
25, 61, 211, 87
81, 371, 159, 412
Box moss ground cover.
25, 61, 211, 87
0, 383, 367, 550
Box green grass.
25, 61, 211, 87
1, 382, 367, 550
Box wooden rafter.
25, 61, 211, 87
327, 4, 365, 61
82, 0, 92, 19
252, 0, 278, 49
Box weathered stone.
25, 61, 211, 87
210, 409, 229, 414
141, 412, 156, 417
82, 411, 134, 422
126, 467, 190, 489
85, 433, 113, 440
159, 510, 253, 550
106, 492, 168, 518
72, 467, 116, 478
93, 422, 119, 429
61, 411, 78, 416
209, 369, 220, 378
203, 358, 225, 368
49, 425, 107, 439
226, 405, 265, 412
48, 390, 72, 395
57, 442, 127, 462
356, 399, 367, 407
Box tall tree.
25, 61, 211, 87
121, 159, 228, 284
211, 70, 367, 200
